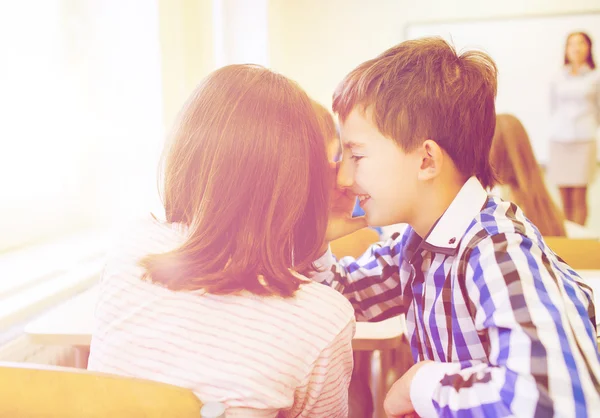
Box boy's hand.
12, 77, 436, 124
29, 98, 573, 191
325, 162, 367, 243
384, 361, 433, 418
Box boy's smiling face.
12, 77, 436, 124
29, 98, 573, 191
338, 108, 422, 227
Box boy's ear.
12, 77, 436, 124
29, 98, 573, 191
417, 139, 444, 181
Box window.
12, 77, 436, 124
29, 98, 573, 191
0, 0, 164, 254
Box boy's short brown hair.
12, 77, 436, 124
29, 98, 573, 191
333, 37, 498, 188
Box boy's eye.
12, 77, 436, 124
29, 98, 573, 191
350, 155, 364, 162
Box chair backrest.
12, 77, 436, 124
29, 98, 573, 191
331, 228, 380, 259
0, 362, 203, 417
543, 237, 600, 270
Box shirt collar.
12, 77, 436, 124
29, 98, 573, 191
421, 176, 489, 255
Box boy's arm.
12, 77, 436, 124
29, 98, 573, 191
408, 232, 600, 417
309, 232, 407, 322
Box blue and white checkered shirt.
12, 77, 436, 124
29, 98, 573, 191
312, 177, 600, 417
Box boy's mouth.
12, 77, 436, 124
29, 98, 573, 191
358, 194, 371, 207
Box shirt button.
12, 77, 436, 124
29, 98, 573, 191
448, 237, 456, 245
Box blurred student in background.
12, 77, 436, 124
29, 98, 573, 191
490, 114, 567, 237
88, 65, 355, 418
549, 31, 600, 225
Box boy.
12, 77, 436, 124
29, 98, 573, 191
313, 38, 600, 417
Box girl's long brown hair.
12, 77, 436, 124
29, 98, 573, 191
140, 65, 331, 297
490, 114, 566, 237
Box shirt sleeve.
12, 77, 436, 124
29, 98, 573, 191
285, 320, 355, 418
308, 232, 408, 322
409, 232, 600, 417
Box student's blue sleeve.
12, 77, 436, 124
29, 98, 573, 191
409, 232, 600, 418
309, 231, 408, 322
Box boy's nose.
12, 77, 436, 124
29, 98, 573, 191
336, 160, 354, 190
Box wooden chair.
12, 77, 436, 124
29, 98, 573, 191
543, 237, 600, 270
0, 362, 203, 417
331, 228, 380, 259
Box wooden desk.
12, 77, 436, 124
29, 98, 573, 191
353, 316, 406, 351
25, 288, 96, 347
25, 287, 407, 349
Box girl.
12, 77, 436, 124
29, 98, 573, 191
490, 114, 566, 237
88, 65, 355, 417
491, 114, 597, 238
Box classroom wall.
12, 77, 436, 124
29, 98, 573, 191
158, 0, 215, 131
156, 0, 600, 124
268, 0, 600, 108
214, 0, 269, 68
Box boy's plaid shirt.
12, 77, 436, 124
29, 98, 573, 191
311, 177, 600, 417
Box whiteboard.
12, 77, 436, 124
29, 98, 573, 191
406, 12, 600, 163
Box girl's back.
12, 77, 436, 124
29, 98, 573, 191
88, 218, 354, 417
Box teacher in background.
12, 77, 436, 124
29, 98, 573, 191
549, 31, 599, 226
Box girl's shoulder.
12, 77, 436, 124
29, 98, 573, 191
103, 215, 186, 275
248, 279, 355, 345
296, 280, 355, 318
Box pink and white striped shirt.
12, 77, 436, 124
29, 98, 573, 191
87, 218, 355, 417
